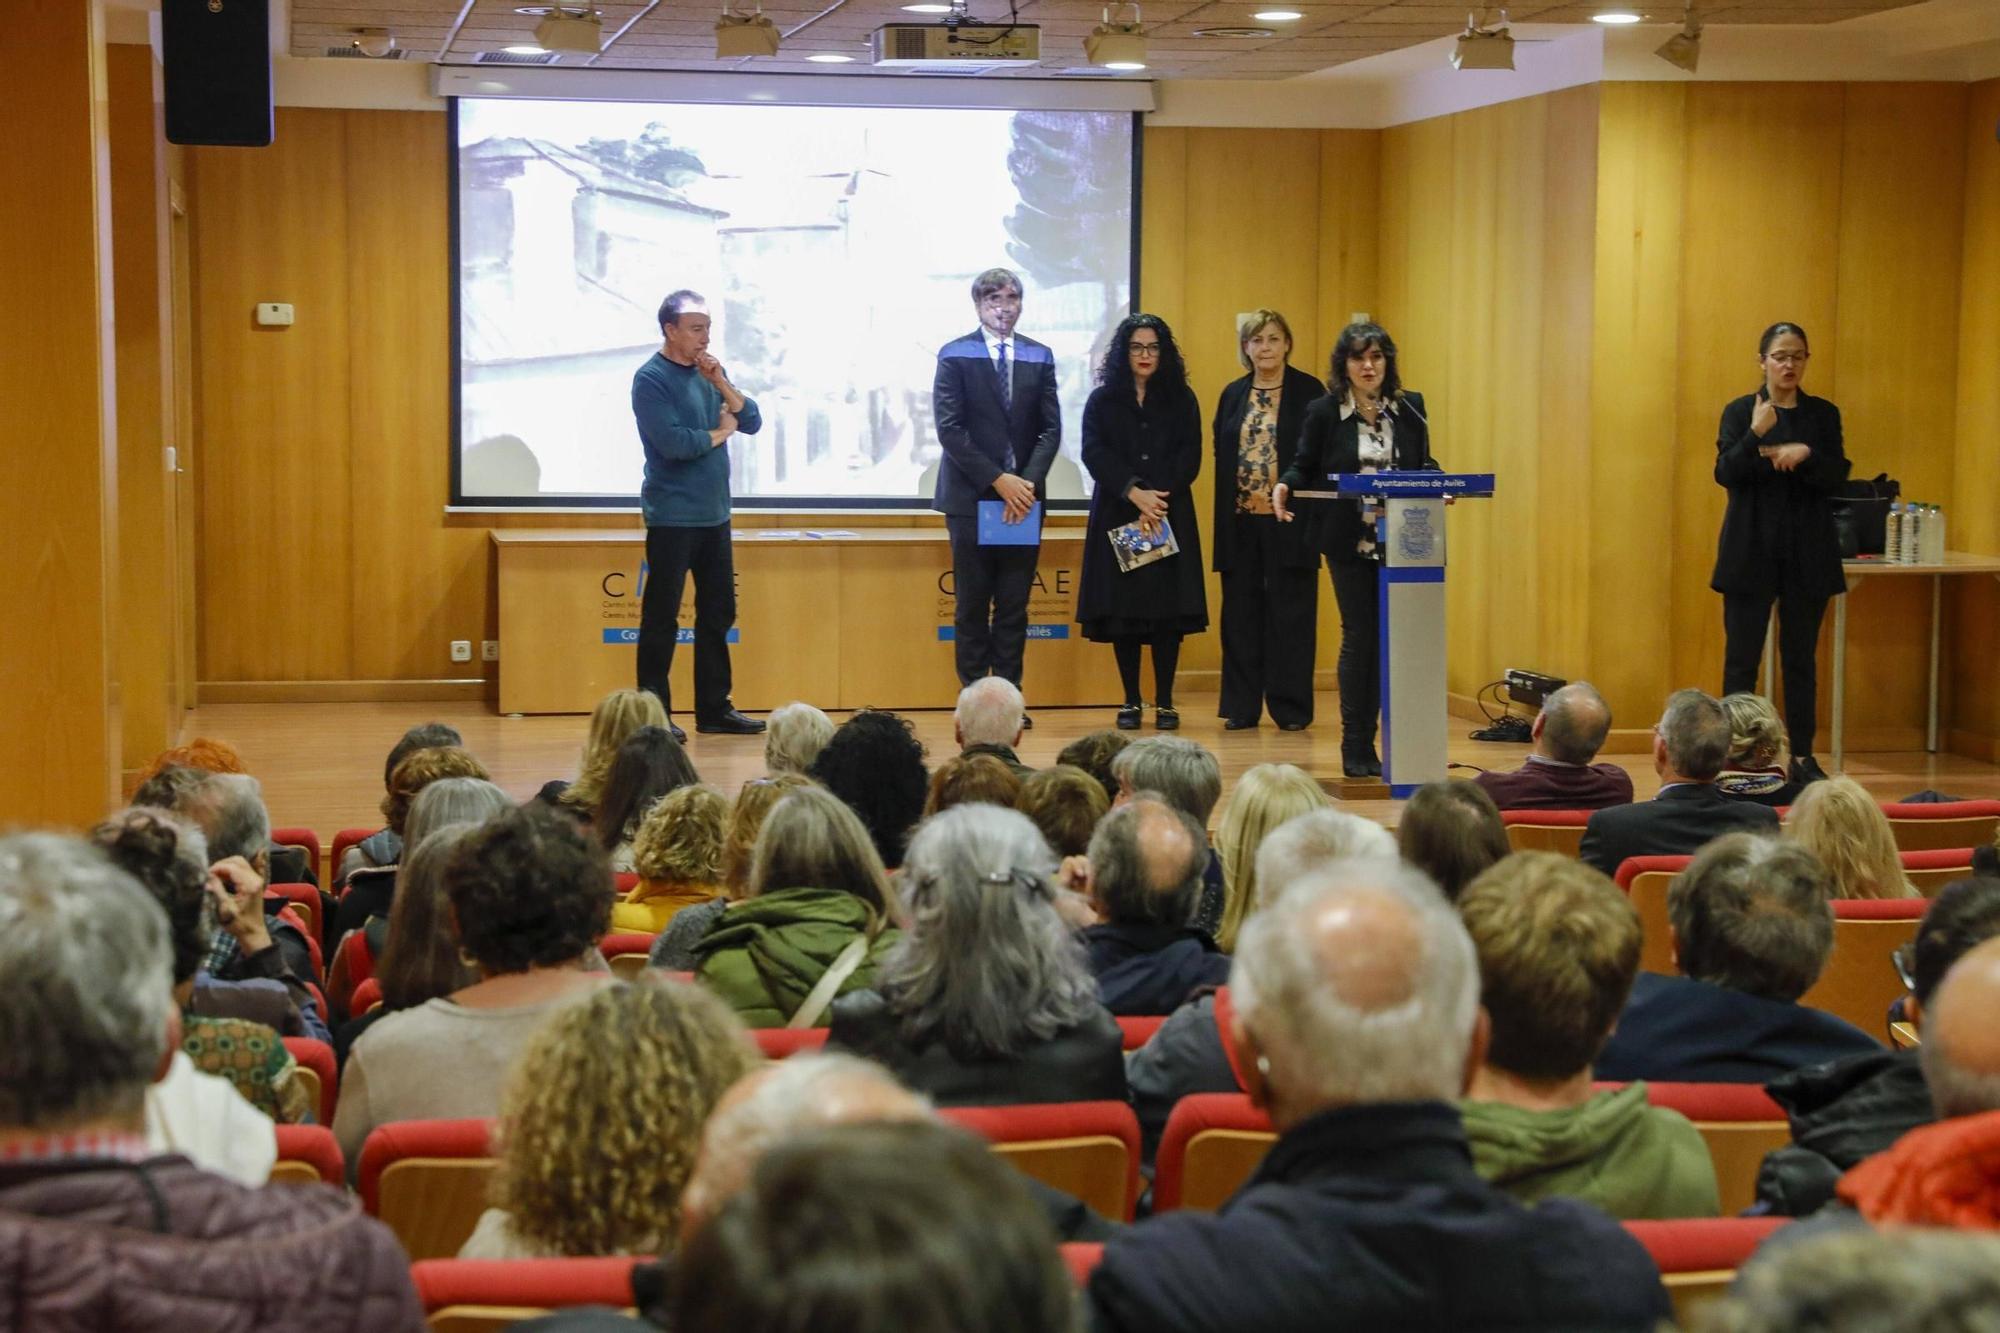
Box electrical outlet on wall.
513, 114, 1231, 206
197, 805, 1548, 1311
450, 640, 472, 663
481, 641, 500, 661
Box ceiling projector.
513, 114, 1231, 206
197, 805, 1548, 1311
535, 8, 603, 54
872, 22, 1040, 65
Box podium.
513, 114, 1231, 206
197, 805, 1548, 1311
1298, 472, 1496, 797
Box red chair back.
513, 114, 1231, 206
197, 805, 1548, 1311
1800, 897, 1928, 1040
614, 871, 640, 893
1153, 1092, 1277, 1213
1614, 855, 1695, 976
265, 882, 323, 946
271, 827, 323, 881
350, 976, 384, 1015
358, 1118, 498, 1260
1116, 1014, 1168, 1050
1500, 808, 1594, 855
271, 1123, 344, 1186
600, 931, 656, 982
411, 1257, 644, 1331
281, 1036, 338, 1125
941, 1101, 1143, 1222
331, 928, 376, 1017
1881, 800, 2000, 852
1060, 1243, 1105, 1286
1903, 847, 1979, 896
751, 1027, 831, 1060
1623, 1217, 1788, 1326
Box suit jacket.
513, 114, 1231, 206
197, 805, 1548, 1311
1473, 758, 1634, 812
1210, 365, 1326, 572
1578, 782, 1780, 877
1278, 390, 1437, 562
931, 329, 1062, 517
1594, 971, 1880, 1084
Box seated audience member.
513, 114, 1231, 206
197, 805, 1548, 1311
334, 751, 497, 947
1595, 834, 1878, 1083
614, 784, 729, 934
1112, 737, 1226, 937
808, 708, 929, 869
650, 774, 811, 971
135, 737, 318, 887
1699, 1231, 2000, 1333
1397, 779, 1511, 903
1214, 764, 1330, 953
539, 687, 670, 817
1473, 682, 1635, 812
1580, 688, 1779, 877
1754, 874, 2000, 1216
334, 804, 616, 1171
596, 726, 701, 872
696, 786, 902, 1027
1457, 852, 1720, 1218
1088, 863, 1672, 1332
1081, 798, 1231, 1014
830, 805, 1125, 1104
341, 775, 510, 963
336, 720, 465, 883
762, 702, 834, 777
1058, 729, 1132, 805
1016, 764, 1110, 860
1787, 775, 1920, 899
333, 823, 482, 1066
1715, 693, 1802, 808
0, 834, 424, 1330
922, 751, 1023, 817
462, 980, 758, 1259
954, 676, 1034, 779
1127, 809, 1398, 1149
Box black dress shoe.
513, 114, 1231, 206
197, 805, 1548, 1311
1363, 747, 1383, 777
1791, 754, 1830, 785
696, 709, 766, 735
1116, 704, 1143, 731
1223, 717, 1258, 731
1343, 755, 1371, 778
1156, 707, 1180, 731
1277, 721, 1309, 732
667, 721, 687, 745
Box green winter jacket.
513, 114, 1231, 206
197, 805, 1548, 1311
692, 888, 902, 1029
1460, 1082, 1721, 1220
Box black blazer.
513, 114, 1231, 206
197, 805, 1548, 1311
930, 330, 1062, 517
1578, 783, 1781, 878
1210, 365, 1326, 572
1710, 390, 1850, 600
1279, 390, 1437, 563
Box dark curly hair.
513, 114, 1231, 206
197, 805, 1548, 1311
383, 721, 464, 789
807, 709, 929, 869
596, 725, 700, 852
442, 804, 614, 976
1095, 313, 1189, 400
1056, 731, 1131, 805
1327, 321, 1403, 403
89, 807, 213, 984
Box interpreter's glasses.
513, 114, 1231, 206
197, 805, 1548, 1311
1765, 352, 1810, 365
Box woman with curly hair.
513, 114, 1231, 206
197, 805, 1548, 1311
595, 725, 701, 871
538, 687, 669, 820
459, 979, 757, 1259
1074, 314, 1207, 732
764, 702, 835, 777
1716, 692, 1802, 808
807, 708, 929, 869
614, 784, 729, 934
650, 773, 813, 971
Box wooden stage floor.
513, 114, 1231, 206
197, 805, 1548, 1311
181, 691, 2000, 840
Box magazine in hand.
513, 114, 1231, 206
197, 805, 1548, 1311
1109, 517, 1179, 572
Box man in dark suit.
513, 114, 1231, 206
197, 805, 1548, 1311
1579, 688, 1778, 877
931, 268, 1062, 706
1474, 681, 1634, 812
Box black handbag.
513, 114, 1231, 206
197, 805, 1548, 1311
1832, 473, 1900, 558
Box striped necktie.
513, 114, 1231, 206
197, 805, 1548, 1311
995, 340, 1013, 412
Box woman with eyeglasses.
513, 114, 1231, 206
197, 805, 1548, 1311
1074, 314, 1208, 732
1712, 322, 1850, 787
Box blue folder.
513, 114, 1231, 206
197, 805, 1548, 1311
978, 500, 1042, 546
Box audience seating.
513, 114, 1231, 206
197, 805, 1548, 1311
1903, 847, 1980, 896
270, 903, 326, 984
1599, 1081, 1788, 1216
941, 1101, 1143, 1222
270, 1123, 344, 1186
282, 1036, 338, 1125
330, 928, 377, 1017
329, 827, 376, 884
350, 976, 384, 1015
1800, 898, 1927, 1041
600, 932, 657, 982
1613, 855, 1691, 977
411, 1257, 645, 1333
613, 871, 639, 894
1060, 1243, 1105, 1285
750, 1027, 830, 1060
357, 1118, 497, 1260
1500, 809, 1592, 856
1624, 1217, 1788, 1326
1881, 800, 2000, 852
265, 882, 323, 943
1116, 1015, 1168, 1050
1153, 1093, 1277, 1213
272, 826, 323, 882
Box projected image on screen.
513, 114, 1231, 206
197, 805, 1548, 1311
453, 98, 1133, 508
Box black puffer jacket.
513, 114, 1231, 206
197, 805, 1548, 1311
1754, 1048, 1933, 1216
0, 1155, 424, 1330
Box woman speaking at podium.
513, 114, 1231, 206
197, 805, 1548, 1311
1712, 321, 1849, 786
1273, 322, 1436, 779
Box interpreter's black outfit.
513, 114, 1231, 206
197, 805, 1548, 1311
1211, 365, 1326, 729
1279, 390, 1435, 770
1711, 390, 1849, 763
1076, 381, 1208, 714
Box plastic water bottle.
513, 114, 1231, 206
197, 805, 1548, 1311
1929, 504, 1946, 564
1886, 504, 1904, 563
1905, 504, 1925, 565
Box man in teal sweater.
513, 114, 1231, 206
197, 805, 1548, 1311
632, 289, 765, 740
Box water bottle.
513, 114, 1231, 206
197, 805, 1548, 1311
1932, 504, 1947, 564
1905, 504, 1925, 565
1886, 504, 1904, 563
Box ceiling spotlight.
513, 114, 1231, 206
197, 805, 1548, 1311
1451, 7, 1513, 69
533, 6, 602, 53
1251, 8, 1303, 17
1085, 2, 1147, 70
350, 27, 397, 57
805, 51, 856, 61
901, 3, 954, 11
1591, 9, 1642, 21
1654, 4, 1701, 70
716, 2, 781, 56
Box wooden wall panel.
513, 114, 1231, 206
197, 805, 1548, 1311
1949, 79, 2000, 752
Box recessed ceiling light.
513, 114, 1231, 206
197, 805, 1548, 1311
503, 43, 546, 53
1251, 8, 1303, 18
1592, 9, 1643, 21
805, 51, 856, 61
1194, 25, 1276, 37
902, 3, 954, 11
1105, 60, 1146, 69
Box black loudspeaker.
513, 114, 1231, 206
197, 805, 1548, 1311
162, 0, 274, 147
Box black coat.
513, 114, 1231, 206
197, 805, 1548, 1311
1594, 972, 1881, 1084
1087, 1101, 1672, 1333
1210, 365, 1326, 572
1578, 782, 1780, 877
1279, 391, 1437, 563
1710, 390, 1850, 599
826, 989, 1128, 1107
1082, 921, 1232, 1017
930, 330, 1063, 517
1754, 1047, 1933, 1217
1075, 382, 1209, 641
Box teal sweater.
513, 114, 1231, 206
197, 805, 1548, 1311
632, 352, 762, 528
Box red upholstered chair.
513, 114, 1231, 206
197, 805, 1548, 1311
1153, 1092, 1277, 1213
941, 1101, 1143, 1222
1801, 897, 1928, 1041
271, 827, 323, 882
613, 871, 640, 894
750, 1027, 830, 1060
281, 1036, 338, 1125
411, 1257, 645, 1332
270, 1123, 344, 1186
1624, 1217, 1789, 1326
1881, 800, 2000, 852
349, 976, 384, 1015
1615, 854, 1695, 977
264, 882, 323, 944
1903, 847, 1980, 897
600, 931, 657, 982
358, 1118, 498, 1260
1500, 809, 1594, 856
1116, 1014, 1168, 1051
1598, 1081, 1788, 1216
1060, 1243, 1105, 1286
328, 927, 376, 1018
329, 827, 377, 884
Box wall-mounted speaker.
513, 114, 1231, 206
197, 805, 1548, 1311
162, 0, 273, 147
